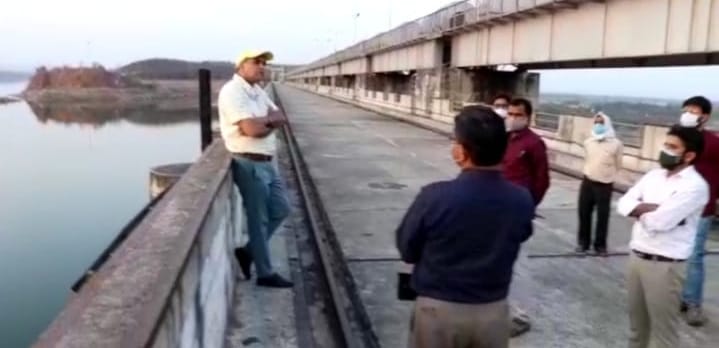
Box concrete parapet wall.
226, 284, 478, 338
34, 141, 242, 348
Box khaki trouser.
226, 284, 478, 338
627, 253, 686, 348
409, 296, 509, 348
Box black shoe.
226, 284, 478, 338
575, 246, 589, 254
685, 305, 705, 327
257, 274, 294, 288
510, 314, 531, 337
680, 301, 689, 313
234, 247, 253, 280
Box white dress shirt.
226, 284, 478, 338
617, 166, 709, 259
218, 74, 278, 155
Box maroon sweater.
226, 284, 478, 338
502, 128, 550, 206
696, 130, 719, 217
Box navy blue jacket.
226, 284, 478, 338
396, 169, 534, 304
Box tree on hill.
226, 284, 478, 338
117, 59, 234, 79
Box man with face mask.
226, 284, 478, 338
396, 106, 534, 348
502, 98, 550, 206
491, 94, 511, 119
677, 96, 719, 326
577, 112, 624, 256
617, 125, 708, 348
500, 98, 549, 337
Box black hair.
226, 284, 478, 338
510, 98, 533, 119
667, 124, 704, 164
453, 106, 508, 166
682, 96, 712, 115
492, 94, 511, 104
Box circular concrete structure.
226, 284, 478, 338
149, 163, 192, 199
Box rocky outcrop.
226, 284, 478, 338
24, 65, 128, 91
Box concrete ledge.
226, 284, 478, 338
34, 140, 239, 348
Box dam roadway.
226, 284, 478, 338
270, 84, 719, 348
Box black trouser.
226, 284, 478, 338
577, 176, 613, 250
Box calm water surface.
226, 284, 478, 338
0, 82, 201, 347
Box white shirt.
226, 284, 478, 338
617, 166, 709, 259
218, 74, 278, 155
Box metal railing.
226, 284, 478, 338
613, 121, 644, 148
534, 112, 560, 132
289, 0, 593, 77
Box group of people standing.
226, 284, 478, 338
218, 50, 717, 348
397, 93, 717, 348
576, 96, 718, 338
397, 94, 551, 347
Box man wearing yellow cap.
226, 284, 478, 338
218, 50, 293, 288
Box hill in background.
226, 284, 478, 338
118, 59, 234, 80
117, 58, 300, 80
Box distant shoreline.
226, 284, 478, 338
19, 79, 225, 109
0, 96, 22, 105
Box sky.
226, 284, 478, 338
2, 0, 718, 99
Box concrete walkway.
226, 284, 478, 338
276, 85, 719, 348
225, 192, 298, 348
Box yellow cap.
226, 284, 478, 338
235, 50, 274, 67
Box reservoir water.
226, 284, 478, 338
0, 81, 201, 347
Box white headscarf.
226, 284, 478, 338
592, 112, 616, 140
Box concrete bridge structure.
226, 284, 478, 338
285, 0, 719, 190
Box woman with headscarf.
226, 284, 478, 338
577, 112, 624, 256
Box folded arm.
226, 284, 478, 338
640, 186, 708, 232
617, 174, 648, 217
220, 90, 287, 138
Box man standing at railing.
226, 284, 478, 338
678, 96, 719, 326
501, 97, 550, 337
576, 112, 623, 256
218, 50, 293, 288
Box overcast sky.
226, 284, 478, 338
2, 0, 718, 99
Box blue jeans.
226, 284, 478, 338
231, 156, 291, 278
682, 217, 713, 306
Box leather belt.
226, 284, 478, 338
632, 250, 685, 263
235, 152, 272, 162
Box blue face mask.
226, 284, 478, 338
593, 124, 607, 135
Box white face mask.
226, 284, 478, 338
680, 112, 700, 128
493, 108, 508, 118
505, 117, 527, 132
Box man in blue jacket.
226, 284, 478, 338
397, 105, 534, 348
